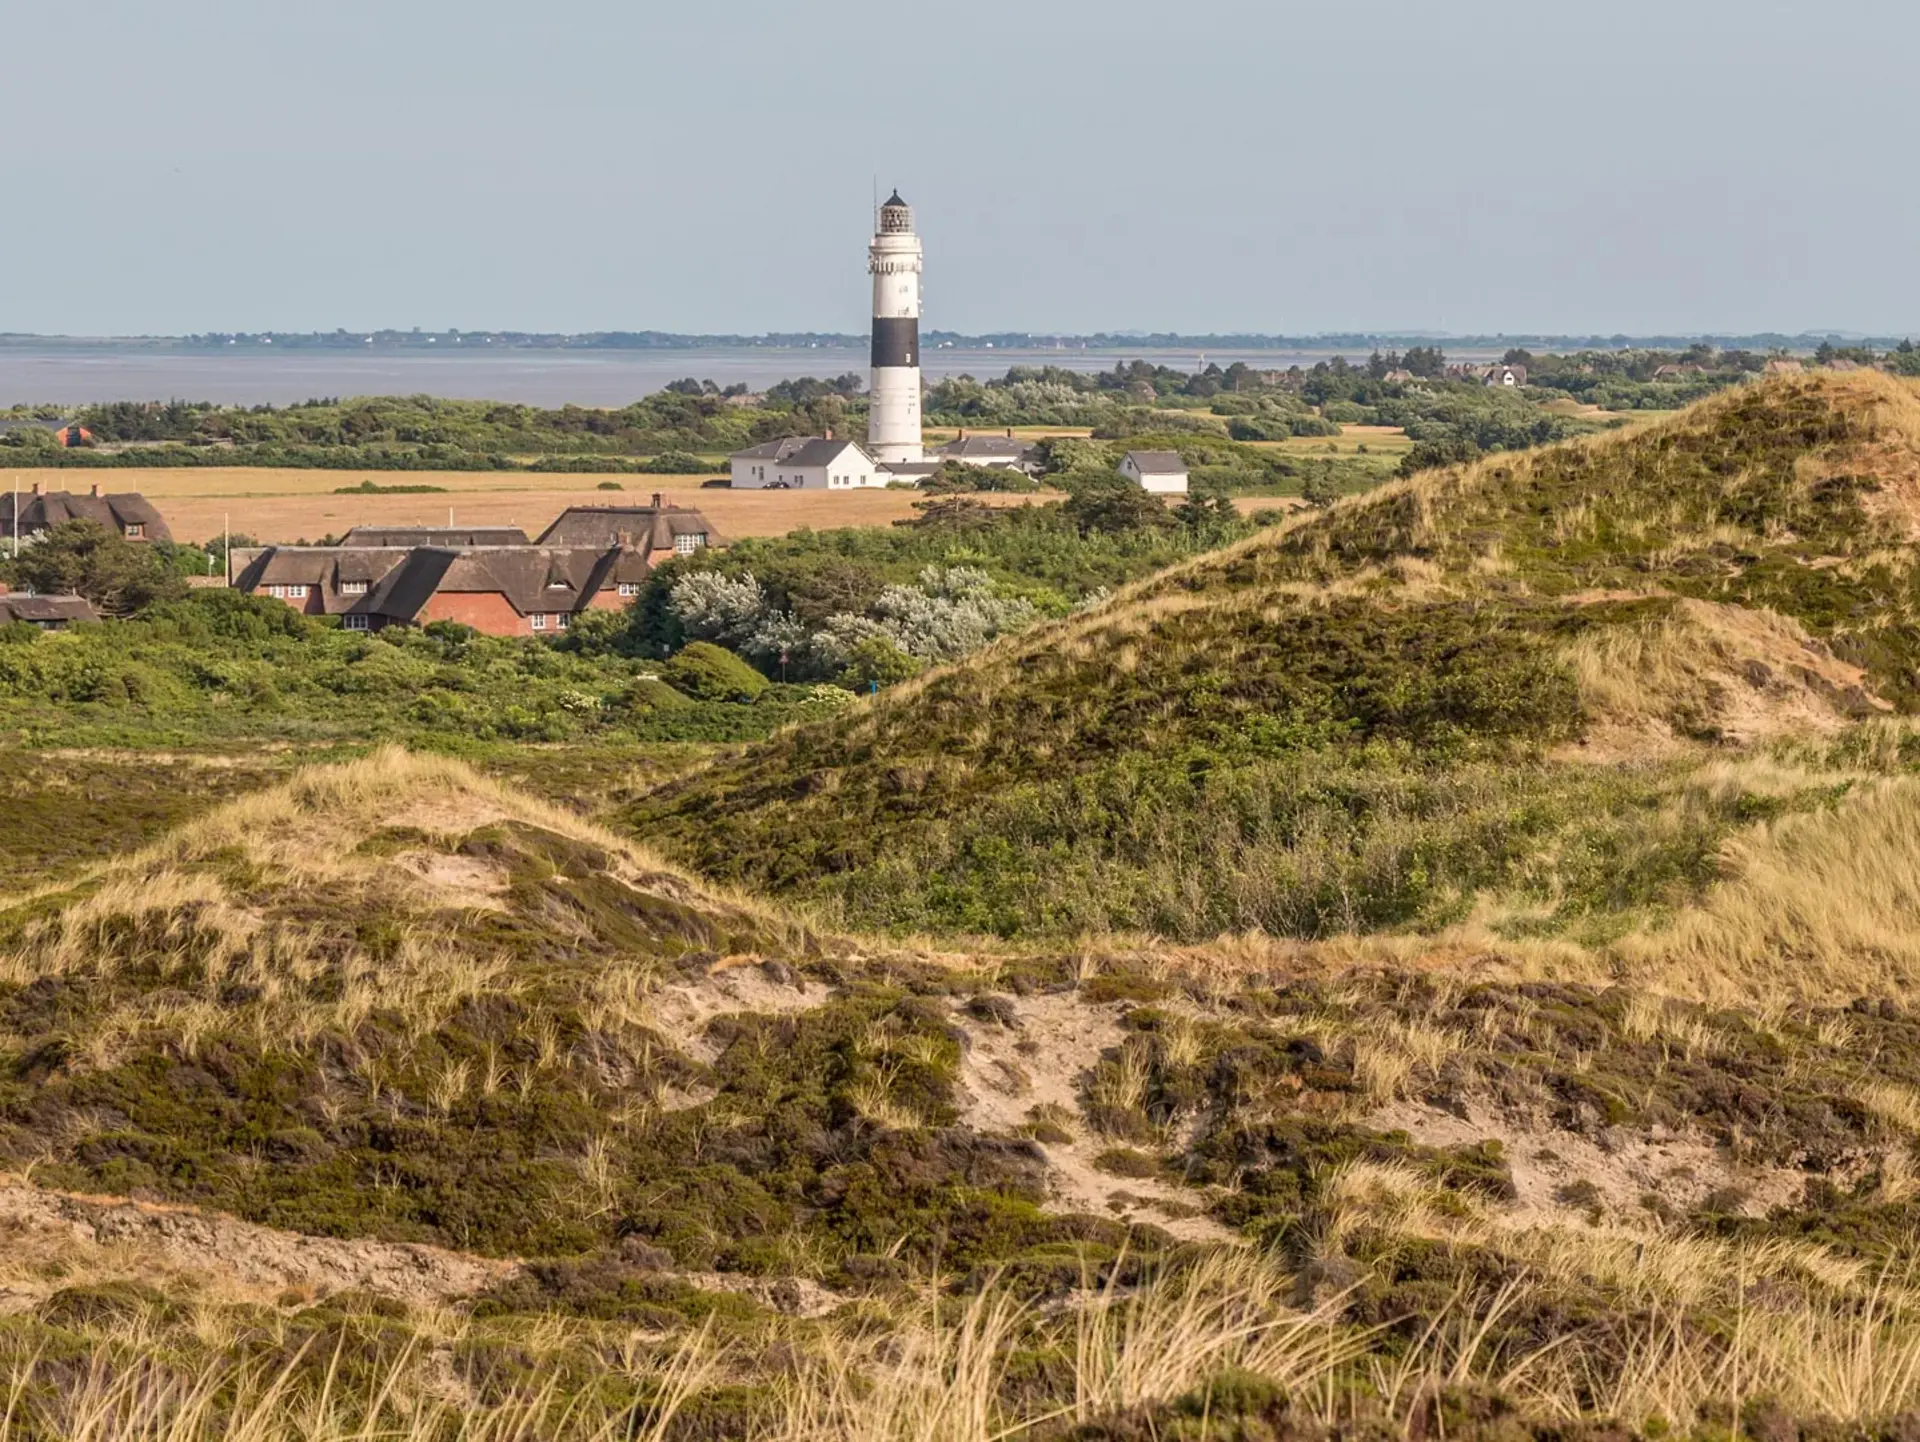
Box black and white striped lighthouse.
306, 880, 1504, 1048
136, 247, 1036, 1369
867, 190, 924, 464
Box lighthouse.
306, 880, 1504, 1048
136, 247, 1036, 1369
867, 190, 924, 464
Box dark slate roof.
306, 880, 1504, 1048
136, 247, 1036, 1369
773, 438, 871, 469
0, 489, 172, 542
536, 503, 725, 550
363, 546, 634, 623
340, 526, 531, 547
939, 435, 1034, 460
884, 190, 907, 208
1124, 450, 1187, 475
731, 437, 815, 462
0, 593, 97, 624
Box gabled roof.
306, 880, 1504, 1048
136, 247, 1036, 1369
536, 502, 724, 550
1124, 450, 1187, 475
0, 593, 97, 625
340, 526, 530, 547
731, 436, 817, 462
939, 434, 1033, 459
775, 437, 874, 469
0, 489, 172, 541
231, 546, 416, 614
362, 546, 636, 622
883, 189, 908, 208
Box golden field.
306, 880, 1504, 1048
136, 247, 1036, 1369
0, 467, 1035, 545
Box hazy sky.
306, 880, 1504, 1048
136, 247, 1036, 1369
4, 0, 1916, 337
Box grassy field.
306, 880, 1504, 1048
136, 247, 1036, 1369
0, 467, 1036, 545
23, 382, 1920, 1436
1241, 422, 1415, 457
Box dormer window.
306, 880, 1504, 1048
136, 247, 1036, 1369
673, 533, 706, 555
339, 580, 369, 595
124, 523, 144, 538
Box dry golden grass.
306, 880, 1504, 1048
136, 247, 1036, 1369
0, 747, 813, 1071
1618, 775, 1920, 1002
11, 1240, 1920, 1438
1561, 598, 1885, 751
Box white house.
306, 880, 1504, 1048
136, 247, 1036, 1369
728, 435, 890, 490
1118, 450, 1189, 495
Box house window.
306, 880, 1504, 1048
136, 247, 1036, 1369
618, 582, 641, 597
672, 533, 705, 555
124, 524, 144, 538
531, 613, 548, 631
286, 584, 308, 599
339, 579, 368, 595
343, 614, 370, 631
555, 612, 569, 630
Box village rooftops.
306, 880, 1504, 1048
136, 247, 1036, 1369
938, 433, 1034, 460
360, 545, 651, 625
230, 546, 417, 615
0, 485, 171, 543
340, 525, 532, 547
535, 496, 725, 552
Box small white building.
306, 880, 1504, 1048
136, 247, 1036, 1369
1118, 449, 1189, 495
729, 435, 890, 490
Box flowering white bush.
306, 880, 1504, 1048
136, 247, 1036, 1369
666, 563, 1037, 682
666, 570, 772, 648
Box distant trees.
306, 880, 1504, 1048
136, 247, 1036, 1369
1063, 478, 1176, 537
0, 520, 188, 616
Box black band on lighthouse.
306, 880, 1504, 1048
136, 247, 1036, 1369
871, 317, 918, 368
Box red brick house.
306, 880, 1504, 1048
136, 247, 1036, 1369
229, 546, 414, 618
1, 484, 172, 543
354, 545, 649, 634
232, 497, 723, 637
233, 543, 651, 636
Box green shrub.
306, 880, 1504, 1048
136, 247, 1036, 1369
623, 676, 695, 712
661, 642, 768, 702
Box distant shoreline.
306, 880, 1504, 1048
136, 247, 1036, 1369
0, 329, 1905, 353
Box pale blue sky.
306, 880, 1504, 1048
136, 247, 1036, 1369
2, 0, 1914, 337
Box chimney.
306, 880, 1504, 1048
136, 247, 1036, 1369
30, 481, 40, 495
824, 426, 833, 441
650, 492, 663, 510
957, 427, 966, 441
89, 483, 100, 497
617, 529, 633, 549
1006, 427, 1014, 439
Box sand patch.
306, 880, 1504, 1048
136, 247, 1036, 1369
395, 850, 511, 912
954, 991, 1235, 1244
0, 1179, 512, 1313
1371, 1100, 1817, 1225
650, 958, 829, 1063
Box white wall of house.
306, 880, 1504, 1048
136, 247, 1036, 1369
730, 454, 776, 488
782, 449, 889, 490
1118, 455, 1189, 495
